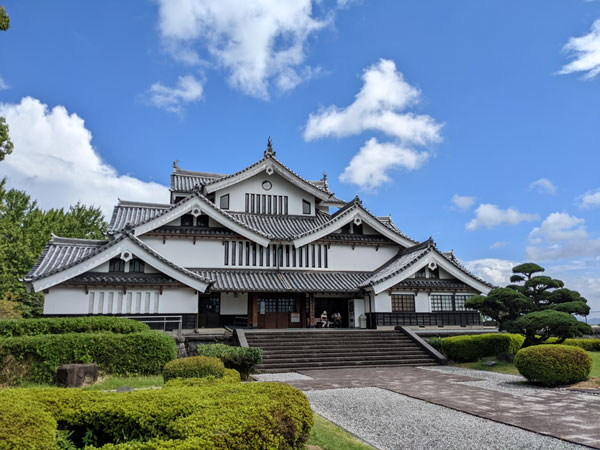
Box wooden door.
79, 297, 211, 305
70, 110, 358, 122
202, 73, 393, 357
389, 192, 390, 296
198, 295, 221, 328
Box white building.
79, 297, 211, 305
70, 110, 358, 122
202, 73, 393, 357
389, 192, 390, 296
25, 140, 492, 330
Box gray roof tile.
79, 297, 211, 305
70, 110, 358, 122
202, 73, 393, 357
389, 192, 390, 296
108, 200, 170, 234
171, 170, 226, 192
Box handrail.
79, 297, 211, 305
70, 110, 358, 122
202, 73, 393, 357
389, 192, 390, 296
123, 315, 182, 336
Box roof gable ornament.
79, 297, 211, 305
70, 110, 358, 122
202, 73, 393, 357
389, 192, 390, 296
173, 159, 180, 171
264, 136, 276, 158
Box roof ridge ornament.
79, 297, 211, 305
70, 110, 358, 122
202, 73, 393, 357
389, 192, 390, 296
353, 194, 363, 206
173, 159, 180, 172
264, 136, 276, 157
192, 183, 201, 193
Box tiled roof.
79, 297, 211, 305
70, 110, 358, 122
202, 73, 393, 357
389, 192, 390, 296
191, 269, 371, 293
228, 211, 332, 240
392, 278, 477, 290
25, 236, 109, 281
360, 239, 433, 287
108, 200, 170, 234
170, 170, 226, 192
148, 226, 238, 237
64, 272, 179, 285
25, 232, 213, 286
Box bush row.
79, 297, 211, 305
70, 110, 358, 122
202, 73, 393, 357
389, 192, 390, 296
515, 344, 592, 387
195, 344, 263, 379
439, 334, 524, 362
0, 331, 177, 384
163, 369, 241, 388
163, 356, 224, 382
559, 338, 600, 352
0, 316, 149, 338
0, 382, 313, 450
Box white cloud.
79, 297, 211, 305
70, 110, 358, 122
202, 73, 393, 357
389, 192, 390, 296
559, 18, 600, 79
526, 212, 600, 260
451, 194, 475, 211
156, 0, 331, 99
490, 241, 507, 249
338, 138, 429, 190
464, 258, 517, 286
304, 59, 442, 144
578, 188, 600, 209
147, 75, 204, 114
529, 178, 556, 195
0, 76, 8, 91
0, 97, 169, 218
466, 204, 538, 230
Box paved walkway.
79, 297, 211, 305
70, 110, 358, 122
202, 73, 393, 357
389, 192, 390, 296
280, 366, 600, 448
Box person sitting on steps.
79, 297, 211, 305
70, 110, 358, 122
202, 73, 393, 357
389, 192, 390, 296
332, 311, 342, 328
320, 310, 329, 328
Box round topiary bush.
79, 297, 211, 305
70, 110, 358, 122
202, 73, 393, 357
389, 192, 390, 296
163, 356, 225, 382
514, 344, 592, 387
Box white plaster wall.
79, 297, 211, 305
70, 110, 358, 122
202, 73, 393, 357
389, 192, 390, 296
327, 245, 397, 271
95, 261, 110, 272
352, 298, 366, 327
438, 267, 453, 279
220, 292, 248, 315
415, 291, 430, 312
215, 172, 316, 215
374, 291, 392, 312
44, 287, 89, 315
141, 237, 225, 268
159, 288, 197, 314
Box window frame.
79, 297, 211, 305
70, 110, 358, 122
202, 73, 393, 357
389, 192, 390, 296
302, 199, 311, 215
220, 194, 230, 210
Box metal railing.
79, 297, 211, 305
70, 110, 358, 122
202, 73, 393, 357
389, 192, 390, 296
123, 315, 183, 336
367, 311, 481, 327
233, 316, 249, 328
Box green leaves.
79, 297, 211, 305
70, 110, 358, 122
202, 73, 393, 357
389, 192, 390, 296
0, 6, 9, 31
0, 118, 13, 162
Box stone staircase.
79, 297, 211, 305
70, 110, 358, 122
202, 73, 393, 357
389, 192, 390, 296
243, 329, 440, 373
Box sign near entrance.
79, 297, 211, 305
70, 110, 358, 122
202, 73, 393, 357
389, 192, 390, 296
290, 312, 300, 323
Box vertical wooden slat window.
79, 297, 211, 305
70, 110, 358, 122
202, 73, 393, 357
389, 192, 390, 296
284, 197, 288, 215
224, 241, 229, 266
231, 241, 236, 266
298, 246, 303, 267
259, 246, 263, 266
324, 245, 328, 268
245, 242, 250, 266
292, 246, 296, 267
311, 245, 316, 268
317, 244, 322, 267
245, 194, 249, 212
285, 245, 290, 267
239, 241, 243, 266
267, 195, 272, 214
273, 196, 278, 215
305, 246, 309, 267
265, 244, 270, 266
252, 243, 257, 266
278, 245, 283, 267
262, 195, 266, 214
278, 196, 283, 215
273, 245, 278, 267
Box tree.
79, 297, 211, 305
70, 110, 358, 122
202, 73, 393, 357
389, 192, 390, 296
466, 262, 592, 347
0, 179, 107, 317
0, 7, 12, 162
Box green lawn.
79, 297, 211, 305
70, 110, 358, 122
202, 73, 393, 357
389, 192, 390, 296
83, 375, 164, 391
307, 414, 373, 450
590, 352, 600, 379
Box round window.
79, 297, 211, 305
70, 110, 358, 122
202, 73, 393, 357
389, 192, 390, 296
262, 180, 272, 191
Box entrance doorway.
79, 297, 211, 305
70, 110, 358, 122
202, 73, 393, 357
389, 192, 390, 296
315, 298, 351, 327
257, 296, 302, 329
198, 294, 221, 328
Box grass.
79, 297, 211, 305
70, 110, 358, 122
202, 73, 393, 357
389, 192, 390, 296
83, 375, 164, 391
306, 413, 373, 450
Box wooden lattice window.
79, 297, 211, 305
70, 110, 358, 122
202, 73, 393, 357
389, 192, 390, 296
391, 294, 415, 312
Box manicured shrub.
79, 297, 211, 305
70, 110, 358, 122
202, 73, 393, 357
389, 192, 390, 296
427, 337, 442, 351
561, 338, 600, 352
195, 344, 262, 379
0, 401, 58, 450
163, 356, 224, 382
0, 316, 149, 338
440, 333, 524, 362
164, 368, 241, 388
0, 331, 176, 384
0, 381, 313, 450
514, 344, 592, 387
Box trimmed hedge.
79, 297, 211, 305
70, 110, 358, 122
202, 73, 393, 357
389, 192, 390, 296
0, 331, 176, 384
0, 401, 58, 450
514, 344, 592, 387
163, 356, 224, 382
0, 316, 149, 338
561, 338, 600, 352
440, 334, 524, 362
0, 381, 313, 449
164, 369, 241, 388
195, 344, 262, 379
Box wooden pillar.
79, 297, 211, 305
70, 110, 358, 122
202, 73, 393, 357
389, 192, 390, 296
308, 293, 315, 327
250, 294, 258, 328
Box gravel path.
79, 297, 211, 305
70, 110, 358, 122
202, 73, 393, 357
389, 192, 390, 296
252, 373, 314, 382
306, 387, 587, 450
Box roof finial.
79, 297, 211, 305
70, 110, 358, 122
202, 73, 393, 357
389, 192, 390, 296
264, 136, 276, 157
192, 183, 201, 194
173, 159, 180, 171
353, 194, 362, 205
321, 172, 328, 189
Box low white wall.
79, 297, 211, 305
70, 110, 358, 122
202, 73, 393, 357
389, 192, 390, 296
44, 287, 88, 315
220, 292, 248, 315
415, 291, 430, 312
374, 291, 392, 312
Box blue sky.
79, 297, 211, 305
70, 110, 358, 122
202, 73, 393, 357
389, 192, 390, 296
1, 1, 600, 319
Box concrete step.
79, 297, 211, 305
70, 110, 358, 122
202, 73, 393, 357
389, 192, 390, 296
261, 354, 429, 363
261, 347, 427, 356
257, 359, 437, 371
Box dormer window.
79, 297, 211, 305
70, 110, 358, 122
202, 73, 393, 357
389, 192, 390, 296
415, 268, 427, 279
302, 199, 311, 215
341, 223, 351, 234
353, 223, 363, 235
129, 258, 145, 273
429, 268, 439, 279
197, 215, 209, 227
108, 258, 125, 273
220, 194, 230, 210
181, 214, 194, 226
